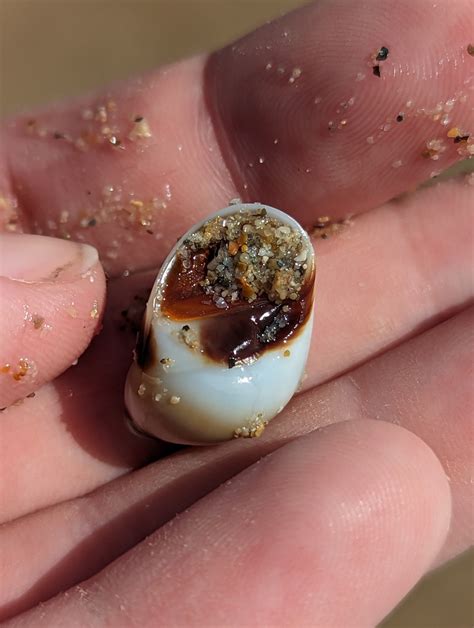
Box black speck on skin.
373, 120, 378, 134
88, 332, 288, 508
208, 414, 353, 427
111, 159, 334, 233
53, 132, 65, 139
373, 65, 381, 77
134, 116, 144, 122
453, 135, 469, 143
396, 113, 405, 122
376, 46, 389, 61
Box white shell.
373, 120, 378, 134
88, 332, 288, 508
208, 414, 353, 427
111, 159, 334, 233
124, 203, 315, 445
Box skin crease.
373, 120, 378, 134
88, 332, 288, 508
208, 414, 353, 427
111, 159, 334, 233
0, 0, 473, 625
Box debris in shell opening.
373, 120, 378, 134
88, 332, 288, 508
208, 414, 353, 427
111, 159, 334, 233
177, 208, 310, 305
159, 207, 314, 368
124, 201, 317, 445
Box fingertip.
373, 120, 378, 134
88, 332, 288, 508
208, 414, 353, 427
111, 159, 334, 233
226, 419, 451, 626
7, 419, 453, 628
252, 419, 453, 626
68, 419, 453, 628
0, 235, 106, 408
209, 0, 473, 222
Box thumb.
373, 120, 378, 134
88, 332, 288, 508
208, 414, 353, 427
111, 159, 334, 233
0, 234, 106, 408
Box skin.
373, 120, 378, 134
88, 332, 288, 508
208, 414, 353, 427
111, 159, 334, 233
0, 0, 473, 625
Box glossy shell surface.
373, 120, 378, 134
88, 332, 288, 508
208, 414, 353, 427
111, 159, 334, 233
125, 203, 315, 445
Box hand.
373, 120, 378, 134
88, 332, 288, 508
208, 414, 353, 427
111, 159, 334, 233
1, 0, 472, 625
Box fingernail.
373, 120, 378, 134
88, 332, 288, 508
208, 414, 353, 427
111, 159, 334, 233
0, 234, 99, 283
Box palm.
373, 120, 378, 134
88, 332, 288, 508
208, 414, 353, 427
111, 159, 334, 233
1, 0, 473, 625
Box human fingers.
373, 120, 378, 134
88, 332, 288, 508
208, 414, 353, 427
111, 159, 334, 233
209, 0, 474, 222
0, 234, 105, 409
1, 177, 472, 521
2, 420, 451, 627
1, 0, 472, 276
1, 309, 470, 618
0, 269, 165, 523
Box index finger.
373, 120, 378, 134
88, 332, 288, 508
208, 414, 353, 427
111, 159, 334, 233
1, 0, 472, 276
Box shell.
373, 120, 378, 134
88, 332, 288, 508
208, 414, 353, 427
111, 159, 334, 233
124, 202, 315, 445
